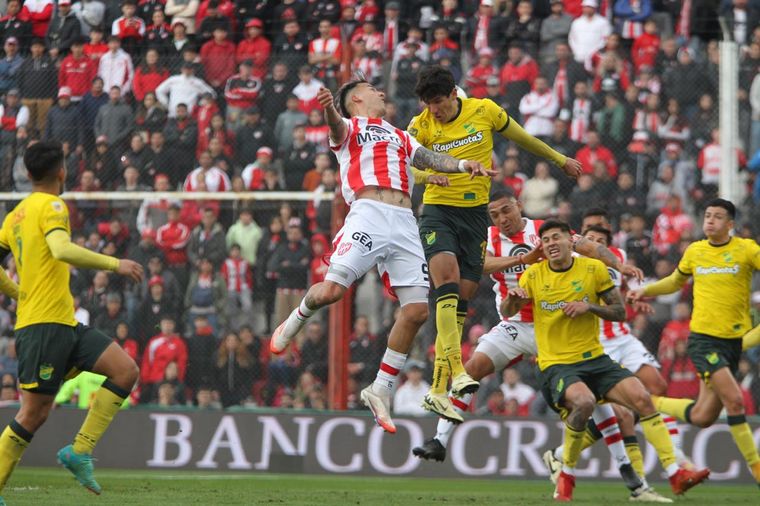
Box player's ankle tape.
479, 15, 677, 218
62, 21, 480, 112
102, 379, 131, 399
10, 420, 33, 443
435, 283, 459, 300
586, 420, 602, 441
684, 402, 696, 425
623, 435, 638, 446
727, 414, 747, 426
456, 299, 468, 314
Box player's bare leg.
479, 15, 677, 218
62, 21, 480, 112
270, 280, 346, 354
362, 298, 428, 434
605, 377, 709, 495
0, 391, 55, 497
654, 367, 760, 484
57, 342, 139, 494
415, 351, 495, 460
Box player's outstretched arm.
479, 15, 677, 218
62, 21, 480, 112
500, 119, 582, 178
483, 246, 543, 275
46, 229, 144, 282
627, 269, 690, 303
318, 86, 348, 146
574, 237, 644, 281
412, 146, 497, 178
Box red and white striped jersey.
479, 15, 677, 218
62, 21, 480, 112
487, 218, 543, 322
221, 257, 252, 292
329, 117, 420, 205
599, 265, 632, 340
183, 167, 231, 192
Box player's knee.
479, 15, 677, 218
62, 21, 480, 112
568, 394, 595, 419
630, 391, 655, 416
721, 392, 745, 415
316, 282, 345, 305
401, 302, 428, 327
647, 374, 668, 396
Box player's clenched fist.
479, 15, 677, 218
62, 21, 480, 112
562, 158, 583, 179
317, 87, 335, 109
117, 259, 144, 283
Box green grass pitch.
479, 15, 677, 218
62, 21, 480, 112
1, 468, 757, 505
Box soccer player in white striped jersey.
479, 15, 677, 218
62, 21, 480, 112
269, 81, 495, 434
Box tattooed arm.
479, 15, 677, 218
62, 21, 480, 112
412, 146, 495, 178
562, 288, 627, 321
574, 236, 644, 281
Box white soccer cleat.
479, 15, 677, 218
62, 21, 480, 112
360, 385, 396, 433
269, 309, 304, 355
450, 372, 479, 397
630, 486, 673, 503
543, 449, 562, 485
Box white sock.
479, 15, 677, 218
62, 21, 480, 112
662, 416, 686, 461
298, 299, 315, 320
666, 463, 680, 477
373, 348, 406, 393
554, 445, 563, 461
592, 404, 630, 468
562, 465, 575, 476
435, 393, 472, 448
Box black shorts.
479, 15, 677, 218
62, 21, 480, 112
15, 323, 113, 395
541, 354, 634, 410
418, 203, 488, 283
687, 332, 742, 383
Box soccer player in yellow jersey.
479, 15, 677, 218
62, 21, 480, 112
629, 198, 760, 487
408, 66, 582, 421
505, 220, 709, 501
0, 141, 144, 503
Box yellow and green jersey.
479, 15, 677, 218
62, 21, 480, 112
519, 256, 615, 370
676, 237, 760, 339
408, 97, 509, 207
0, 192, 77, 329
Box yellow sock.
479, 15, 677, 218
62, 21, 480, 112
73, 381, 128, 454
624, 436, 646, 478
430, 356, 450, 395
0, 421, 32, 492
435, 283, 464, 376
582, 429, 599, 451
727, 415, 760, 467
562, 422, 587, 471
651, 395, 695, 423
456, 300, 468, 339
640, 413, 678, 474
743, 324, 760, 351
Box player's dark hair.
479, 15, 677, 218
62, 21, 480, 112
538, 219, 571, 237
706, 198, 736, 219
582, 207, 609, 220
415, 65, 456, 103
336, 79, 368, 119
582, 225, 612, 246
24, 140, 64, 182
489, 188, 517, 202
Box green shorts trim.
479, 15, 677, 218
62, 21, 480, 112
540, 354, 634, 410
687, 332, 742, 383
15, 323, 113, 395
418, 203, 488, 283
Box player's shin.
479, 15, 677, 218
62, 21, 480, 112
0, 421, 32, 492
436, 393, 472, 447
592, 405, 642, 490
726, 414, 760, 479
435, 283, 465, 376
561, 420, 587, 475
650, 395, 695, 424
639, 413, 680, 477
72, 380, 130, 454
430, 338, 450, 395
624, 436, 649, 487
373, 348, 407, 393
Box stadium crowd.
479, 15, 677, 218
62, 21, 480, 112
0, 0, 759, 414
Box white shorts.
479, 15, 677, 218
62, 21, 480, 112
475, 320, 537, 372
326, 199, 429, 289
602, 333, 660, 373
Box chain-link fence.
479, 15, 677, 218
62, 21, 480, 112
0, 1, 759, 415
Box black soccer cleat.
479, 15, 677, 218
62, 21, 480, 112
412, 437, 446, 462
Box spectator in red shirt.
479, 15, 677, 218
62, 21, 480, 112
224, 60, 261, 128
133, 48, 169, 102
574, 130, 618, 177
631, 18, 660, 73
155, 203, 191, 287
111, 0, 145, 55
652, 194, 694, 256
465, 47, 497, 99
309, 234, 329, 284
200, 26, 236, 90
140, 316, 188, 399
84, 26, 108, 60
657, 302, 691, 361
237, 18, 271, 79
659, 338, 700, 399
499, 154, 527, 197
59, 37, 97, 102
499, 43, 538, 114
21, 0, 54, 40
115, 321, 139, 362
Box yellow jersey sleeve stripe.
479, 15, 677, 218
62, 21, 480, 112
676, 267, 690, 276
497, 116, 511, 133
44, 227, 68, 237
